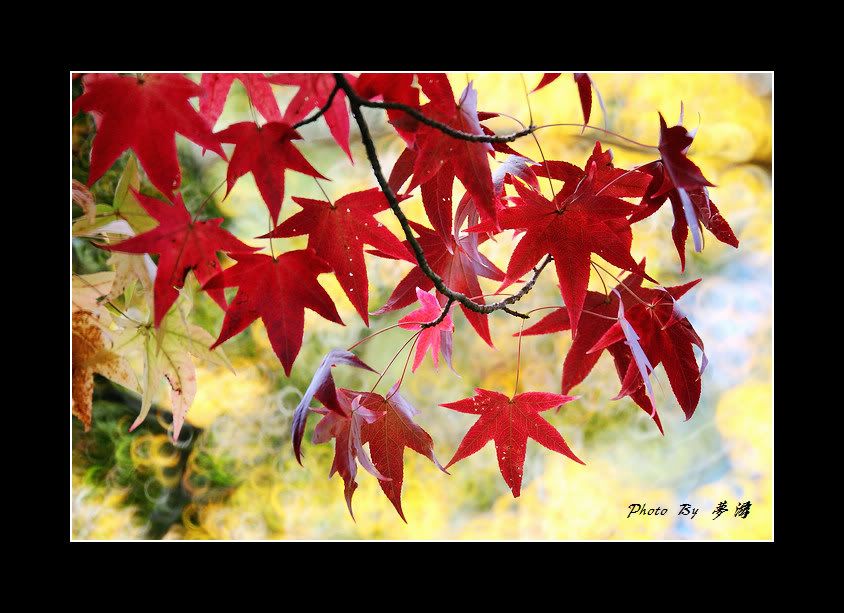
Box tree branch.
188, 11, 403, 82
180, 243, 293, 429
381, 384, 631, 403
292, 85, 341, 130
420, 297, 454, 329
335, 73, 552, 320
342, 79, 535, 144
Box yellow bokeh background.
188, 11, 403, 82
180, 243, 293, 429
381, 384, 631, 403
73, 72, 772, 540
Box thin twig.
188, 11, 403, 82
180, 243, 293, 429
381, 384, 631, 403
420, 297, 454, 329
347, 85, 535, 144
292, 85, 340, 130
535, 123, 657, 150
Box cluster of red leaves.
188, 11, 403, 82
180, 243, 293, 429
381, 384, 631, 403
73, 72, 738, 521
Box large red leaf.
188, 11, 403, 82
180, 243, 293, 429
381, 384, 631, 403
441, 388, 583, 497
73, 73, 226, 200
470, 159, 652, 337
102, 190, 257, 326
204, 250, 343, 376
359, 384, 446, 521
631, 160, 738, 271
215, 121, 326, 224
261, 188, 412, 325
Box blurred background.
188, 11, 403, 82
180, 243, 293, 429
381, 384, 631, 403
71, 72, 772, 540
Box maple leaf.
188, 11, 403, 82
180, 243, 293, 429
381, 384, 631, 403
72, 74, 226, 200
588, 279, 706, 420
204, 250, 343, 376
101, 189, 258, 326
261, 188, 412, 324
359, 383, 447, 521
291, 349, 376, 465
631, 161, 738, 271
110, 298, 233, 440
72, 311, 141, 431
72, 272, 141, 430
631, 111, 724, 260
72, 156, 157, 238
355, 73, 421, 146
398, 287, 454, 372
470, 161, 652, 337
441, 388, 583, 497
519, 266, 663, 432
311, 388, 387, 519
267, 73, 358, 160
405, 76, 498, 227
370, 220, 504, 347
215, 121, 326, 224
199, 73, 281, 128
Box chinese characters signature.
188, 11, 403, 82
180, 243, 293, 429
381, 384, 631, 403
627, 501, 752, 520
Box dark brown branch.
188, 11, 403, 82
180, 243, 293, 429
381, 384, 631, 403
342, 79, 535, 144
335, 74, 552, 320
292, 85, 341, 130
420, 297, 454, 329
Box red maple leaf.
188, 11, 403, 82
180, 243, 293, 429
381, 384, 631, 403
204, 250, 343, 376
631, 111, 729, 262
441, 388, 583, 497
199, 73, 282, 128
398, 287, 454, 372
102, 189, 257, 326
260, 188, 412, 325
470, 158, 652, 337
359, 384, 447, 521
631, 162, 738, 271
73, 74, 226, 200
369, 220, 505, 347
215, 121, 326, 224
267, 73, 357, 160
518, 265, 663, 432
404, 75, 498, 227
291, 349, 377, 465
655, 111, 715, 193
311, 389, 386, 519
588, 279, 706, 420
